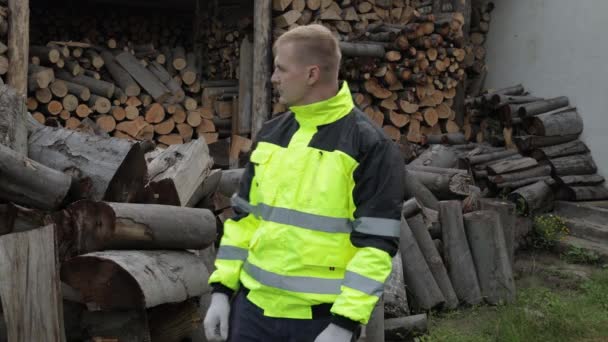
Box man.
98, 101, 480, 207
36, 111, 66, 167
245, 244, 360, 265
204, 24, 404, 342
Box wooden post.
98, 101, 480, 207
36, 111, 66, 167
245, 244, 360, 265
252, 0, 272, 140
7, 0, 29, 96
237, 36, 254, 135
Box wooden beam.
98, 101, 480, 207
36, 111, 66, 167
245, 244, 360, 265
0, 225, 67, 342
7, 0, 29, 96
237, 37, 253, 135
252, 0, 272, 140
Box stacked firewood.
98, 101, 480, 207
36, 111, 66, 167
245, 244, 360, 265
270, 1, 468, 144
0, 1, 7, 84
26, 4, 253, 150
0, 87, 245, 341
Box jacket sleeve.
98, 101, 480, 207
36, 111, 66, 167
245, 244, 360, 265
330, 139, 404, 331
208, 160, 261, 297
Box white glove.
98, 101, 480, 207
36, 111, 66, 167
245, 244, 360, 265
204, 293, 231, 342
314, 323, 353, 342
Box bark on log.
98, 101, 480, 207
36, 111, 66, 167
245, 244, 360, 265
409, 144, 459, 169
466, 150, 518, 166
56, 70, 115, 98
27, 124, 147, 202
479, 198, 516, 267
0, 85, 28, 155
514, 134, 579, 153
487, 157, 538, 175
58, 200, 216, 260
558, 174, 605, 186
402, 197, 423, 219
490, 95, 542, 107
439, 200, 482, 305
383, 253, 409, 317
0, 225, 66, 342
528, 110, 583, 137
6, 0, 29, 96
518, 96, 570, 117
550, 154, 597, 176
530, 140, 589, 161
559, 185, 608, 201
0, 203, 46, 236
384, 314, 428, 341
496, 176, 552, 190
61, 250, 210, 310
463, 210, 516, 305
488, 164, 552, 184
145, 139, 213, 206
403, 169, 440, 210
100, 51, 141, 97
148, 300, 202, 342
407, 165, 468, 176
115, 52, 171, 102
407, 213, 458, 309
408, 169, 473, 199
399, 217, 445, 311
80, 309, 150, 342
0, 143, 71, 210
507, 180, 554, 215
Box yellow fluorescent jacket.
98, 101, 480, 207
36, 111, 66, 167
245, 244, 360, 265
209, 82, 405, 330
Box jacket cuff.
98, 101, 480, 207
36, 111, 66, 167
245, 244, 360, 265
211, 283, 235, 298
330, 314, 360, 333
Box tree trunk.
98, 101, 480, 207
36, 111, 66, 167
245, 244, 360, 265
507, 180, 554, 215
518, 96, 570, 117
144, 139, 213, 206
383, 253, 409, 317
0, 225, 66, 342
252, 0, 272, 140
61, 250, 210, 310
463, 210, 516, 305
403, 169, 440, 210
550, 154, 597, 176
407, 213, 458, 309
384, 314, 428, 341
57, 200, 216, 259
0, 143, 71, 210
28, 123, 147, 202
479, 198, 516, 268
6, 0, 29, 96
399, 217, 445, 311
530, 140, 589, 161
0, 85, 28, 155
528, 110, 583, 137
486, 157, 538, 175
439, 200, 482, 305
513, 134, 579, 153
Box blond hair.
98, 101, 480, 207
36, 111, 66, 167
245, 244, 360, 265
274, 24, 341, 81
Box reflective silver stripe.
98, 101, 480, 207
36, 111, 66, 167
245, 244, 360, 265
243, 261, 342, 295
353, 217, 401, 238
216, 246, 248, 261
232, 195, 352, 234
343, 271, 384, 297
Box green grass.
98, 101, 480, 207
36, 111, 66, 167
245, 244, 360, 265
418, 269, 608, 342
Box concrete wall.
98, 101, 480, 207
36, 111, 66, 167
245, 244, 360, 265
484, 0, 608, 177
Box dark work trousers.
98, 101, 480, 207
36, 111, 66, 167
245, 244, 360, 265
227, 290, 358, 342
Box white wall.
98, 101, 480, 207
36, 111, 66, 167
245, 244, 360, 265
484, 0, 608, 177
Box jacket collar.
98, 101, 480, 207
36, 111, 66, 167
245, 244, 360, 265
290, 82, 354, 127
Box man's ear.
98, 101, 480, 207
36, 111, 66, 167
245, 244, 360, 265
307, 65, 321, 86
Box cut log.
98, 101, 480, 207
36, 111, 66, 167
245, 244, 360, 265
479, 198, 517, 268
550, 154, 597, 176
384, 315, 428, 341
402, 197, 423, 219
558, 174, 605, 186
488, 164, 552, 184
61, 250, 210, 310
439, 200, 482, 305
95, 115, 116, 133
514, 134, 579, 153
466, 150, 518, 166
496, 176, 552, 190
89, 95, 112, 114
507, 180, 554, 215
408, 213, 458, 309
340, 42, 386, 58
518, 96, 570, 117
80, 310, 150, 342
56, 70, 115, 98
490, 94, 542, 107
409, 144, 459, 169
528, 110, 583, 137
530, 140, 589, 161
148, 300, 202, 342
0, 84, 28, 155
144, 103, 165, 124
0, 225, 66, 342
559, 185, 608, 201
145, 139, 214, 206
115, 52, 171, 102
399, 217, 445, 311
100, 51, 141, 97
58, 200, 216, 258
64, 81, 91, 101
27, 124, 147, 202
408, 170, 473, 199
403, 169, 440, 210
0, 203, 47, 236
383, 253, 409, 317
0, 142, 71, 210
487, 157, 538, 175
27, 64, 55, 89
463, 210, 516, 305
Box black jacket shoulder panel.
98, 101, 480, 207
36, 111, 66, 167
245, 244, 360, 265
256, 112, 299, 148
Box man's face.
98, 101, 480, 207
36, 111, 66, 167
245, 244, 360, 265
271, 42, 313, 106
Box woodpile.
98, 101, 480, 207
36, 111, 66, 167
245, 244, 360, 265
271, 1, 472, 145
0, 1, 7, 84
25, 3, 255, 167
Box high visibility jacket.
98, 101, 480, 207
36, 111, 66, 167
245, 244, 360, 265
209, 82, 404, 332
